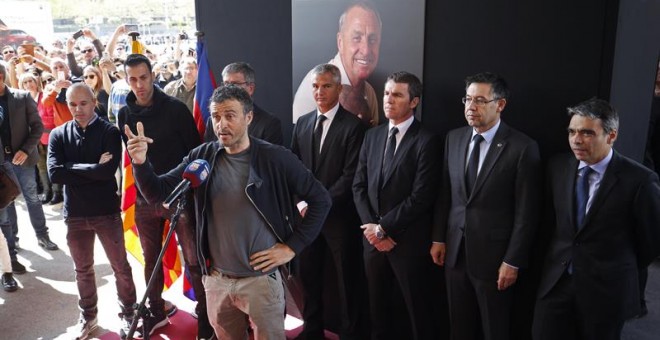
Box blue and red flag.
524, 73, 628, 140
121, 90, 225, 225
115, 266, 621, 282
182, 37, 216, 301
193, 39, 217, 139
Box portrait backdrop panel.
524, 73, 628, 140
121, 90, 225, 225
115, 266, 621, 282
292, 0, 425, 124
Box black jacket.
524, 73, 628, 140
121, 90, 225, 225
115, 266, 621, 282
133, 137, 331, 275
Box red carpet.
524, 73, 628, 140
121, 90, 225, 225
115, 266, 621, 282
97, 311, 338, 340
99, 310, 197, 339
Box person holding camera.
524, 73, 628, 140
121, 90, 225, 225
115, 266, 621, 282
66, 28, 104, 78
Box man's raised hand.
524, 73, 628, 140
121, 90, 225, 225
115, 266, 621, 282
124, 122, 153, 165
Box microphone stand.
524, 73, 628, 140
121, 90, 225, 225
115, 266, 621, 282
126, 195, 187, 340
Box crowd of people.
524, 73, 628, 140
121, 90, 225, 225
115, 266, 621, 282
1, 2, 660, 340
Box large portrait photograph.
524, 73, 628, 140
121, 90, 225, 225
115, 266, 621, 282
292, 0, 426, 126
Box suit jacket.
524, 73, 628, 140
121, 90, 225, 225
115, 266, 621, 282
433, 122, 541, 280
204, 103, 283, 145
2, 86, 43, 167
291, 105, 365, 223
353, 119, 440, 255
537, 151, 660, 320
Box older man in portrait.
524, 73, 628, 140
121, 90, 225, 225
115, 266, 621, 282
293, 1, 382, 127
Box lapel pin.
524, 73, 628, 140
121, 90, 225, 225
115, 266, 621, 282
497, 143, 503, 147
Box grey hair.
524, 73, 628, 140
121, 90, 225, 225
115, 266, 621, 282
310, 63, 341, 84
339, 1, 382, 31
222, 62, 255, 84
567, 98, 619, 134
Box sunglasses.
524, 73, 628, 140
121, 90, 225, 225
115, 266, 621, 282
2, 50, 15, 55
81, 48, 94, 54
83, 74, 96, 79
43, 78, 55, 83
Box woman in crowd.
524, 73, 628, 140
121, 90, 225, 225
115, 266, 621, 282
82, 65, 109, 121
18, 72, 59, 204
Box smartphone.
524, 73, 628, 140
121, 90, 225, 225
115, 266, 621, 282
125, 24, 138, 32
72, 30, 84, 39
57, 71, 65, 80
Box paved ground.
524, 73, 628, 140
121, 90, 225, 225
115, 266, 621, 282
0, 197, 658, 339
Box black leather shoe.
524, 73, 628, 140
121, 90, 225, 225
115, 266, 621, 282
38, 235, 59, 250
49, 192, 63, 205
11, 260, 26, 274
164, 300, 178, 317
2, 273, 18, 292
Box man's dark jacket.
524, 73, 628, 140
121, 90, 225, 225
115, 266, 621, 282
132, 137, 331, 275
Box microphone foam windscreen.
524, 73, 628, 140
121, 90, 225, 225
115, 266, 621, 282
182, 159, 211, 188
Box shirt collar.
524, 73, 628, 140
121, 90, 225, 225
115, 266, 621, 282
317, 101, 340, 121
75, 114, 99, 129
579, 148, 613, 175
471, 118, 501, 144
388, 114, 415, 135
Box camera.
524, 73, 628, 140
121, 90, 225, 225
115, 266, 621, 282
179, 32, 188, 40
72, 30, 84, 39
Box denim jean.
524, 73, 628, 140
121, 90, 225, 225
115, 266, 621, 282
0, 161, 48, 260
65, 213, 137, 319
134, 194, 206, 317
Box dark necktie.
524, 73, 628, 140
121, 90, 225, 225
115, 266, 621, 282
312, 115, 327, 169
575, 166, 593, 230
465, 134, 484, 195
381, 127, 399, 177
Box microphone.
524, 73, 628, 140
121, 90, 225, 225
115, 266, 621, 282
162, 159, 210, 209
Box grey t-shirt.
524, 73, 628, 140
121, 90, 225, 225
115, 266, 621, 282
207, 148, 278, 276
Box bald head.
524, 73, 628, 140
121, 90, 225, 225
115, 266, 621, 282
66, 83, 97, 128
66, 82, 95, 101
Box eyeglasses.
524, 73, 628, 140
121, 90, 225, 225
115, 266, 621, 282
461, 96, 500, 106
84, 74, 96, 80
2, 50, 15, 55
223, 81, 249, 87
43, 78, 55, 83
81, 48, 94, 54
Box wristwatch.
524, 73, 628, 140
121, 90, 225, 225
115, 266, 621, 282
375, 224, 386, 240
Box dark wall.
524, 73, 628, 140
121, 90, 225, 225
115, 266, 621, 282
423, 0, 619, 159
195, 0, 294, 144
609, 0, 660, 161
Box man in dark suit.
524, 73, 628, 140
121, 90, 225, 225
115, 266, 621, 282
353, 71, 439, 340
0, 62, 58, 276
532, 98, 660, 340
431, 72, 541, 340
291, 63, 366, 340
204, 62, 283, 145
